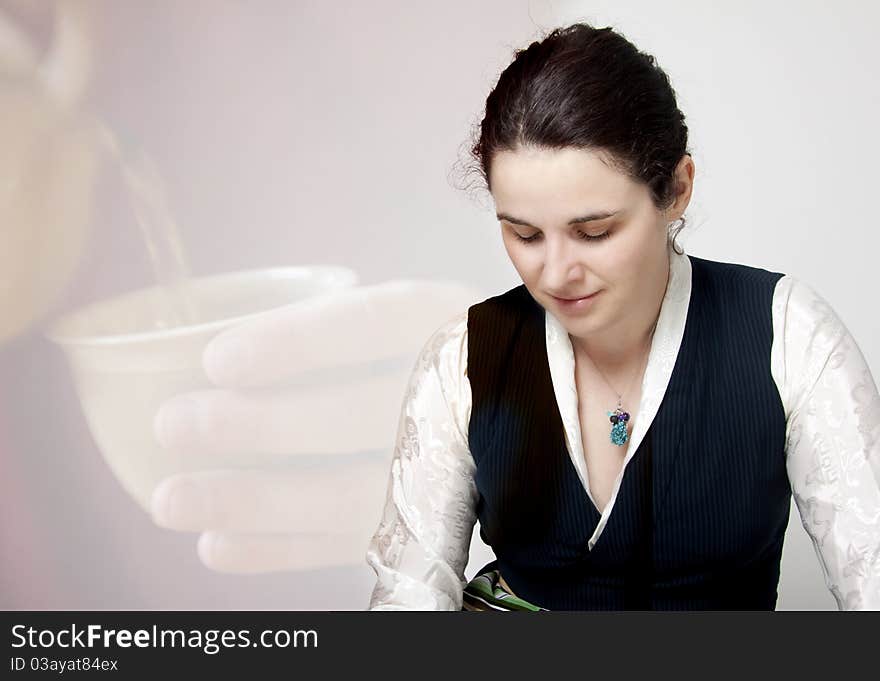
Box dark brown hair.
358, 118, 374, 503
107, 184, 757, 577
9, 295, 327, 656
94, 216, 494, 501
457, 23, 692, 253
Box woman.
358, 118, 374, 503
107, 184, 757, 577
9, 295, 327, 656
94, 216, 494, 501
365, 23, 880, 610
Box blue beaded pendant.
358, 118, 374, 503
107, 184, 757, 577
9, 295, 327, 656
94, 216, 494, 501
606, 406, 630, 446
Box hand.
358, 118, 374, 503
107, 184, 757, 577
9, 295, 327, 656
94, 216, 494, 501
148, 278, 479, 573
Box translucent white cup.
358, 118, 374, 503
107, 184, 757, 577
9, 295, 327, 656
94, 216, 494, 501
46, 266, 359, 512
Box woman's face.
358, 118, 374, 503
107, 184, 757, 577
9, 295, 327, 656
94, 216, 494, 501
490, 145, 682, 342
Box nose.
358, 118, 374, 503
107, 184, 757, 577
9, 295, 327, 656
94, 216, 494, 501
542, 236, 587, 291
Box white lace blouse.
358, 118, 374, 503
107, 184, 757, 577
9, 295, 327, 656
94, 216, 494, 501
365, 246, 880, 610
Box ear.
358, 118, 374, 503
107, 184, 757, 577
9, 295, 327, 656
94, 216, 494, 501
666, 153, 695, 220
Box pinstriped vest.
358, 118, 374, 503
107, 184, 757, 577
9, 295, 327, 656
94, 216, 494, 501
466, 255, 790, 610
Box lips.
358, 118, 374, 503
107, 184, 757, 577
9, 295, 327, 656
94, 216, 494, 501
548, 290, 604, 314
551, 292, 598, 301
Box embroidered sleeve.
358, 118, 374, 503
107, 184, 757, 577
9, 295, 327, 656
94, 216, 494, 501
776, 276, 880, 610
364, 310, 478, 610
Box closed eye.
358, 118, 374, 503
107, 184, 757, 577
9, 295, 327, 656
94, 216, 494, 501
512, 230, 610, 244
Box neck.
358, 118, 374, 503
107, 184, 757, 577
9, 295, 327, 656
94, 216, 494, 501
572, 312, 658, 373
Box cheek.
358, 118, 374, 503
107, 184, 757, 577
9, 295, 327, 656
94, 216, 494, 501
592, 245, 631, 287
607, 226, 653, 276
501, 235, 520, 260
504, 241, 539, 272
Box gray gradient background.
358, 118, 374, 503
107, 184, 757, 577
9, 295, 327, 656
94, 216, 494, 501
1, 0, 877, 610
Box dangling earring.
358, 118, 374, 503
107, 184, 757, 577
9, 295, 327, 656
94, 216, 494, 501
667, 216, 685, 254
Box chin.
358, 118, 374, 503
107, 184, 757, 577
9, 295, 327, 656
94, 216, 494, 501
567, 316, 599, 333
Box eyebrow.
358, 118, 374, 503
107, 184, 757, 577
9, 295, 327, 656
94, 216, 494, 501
496, 210, 619, 228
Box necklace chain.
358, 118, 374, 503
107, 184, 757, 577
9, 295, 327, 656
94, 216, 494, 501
584, 319, 658, 409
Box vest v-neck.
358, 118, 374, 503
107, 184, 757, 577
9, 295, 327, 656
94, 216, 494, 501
544, 243, 693, 551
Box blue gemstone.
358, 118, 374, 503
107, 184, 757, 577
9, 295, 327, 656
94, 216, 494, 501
610, 422, 628, 445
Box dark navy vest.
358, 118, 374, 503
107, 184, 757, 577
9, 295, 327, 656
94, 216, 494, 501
466, 255, 790, 610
